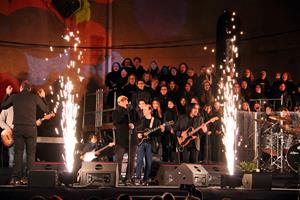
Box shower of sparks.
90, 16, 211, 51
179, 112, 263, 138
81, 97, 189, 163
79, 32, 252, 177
47, 30, 84, 172
221, 74, 239, 175
218, 11, 242, 176
60, 77, 79, 172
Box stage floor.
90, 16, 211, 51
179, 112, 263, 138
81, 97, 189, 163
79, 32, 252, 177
0, 185, 299, 200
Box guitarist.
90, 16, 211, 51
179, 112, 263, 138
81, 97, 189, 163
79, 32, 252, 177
80, 134, 99, 161
135, 104, 165, 185
1, 81, 49, 185
174, 103, 207, 163
0, 107, 26, 169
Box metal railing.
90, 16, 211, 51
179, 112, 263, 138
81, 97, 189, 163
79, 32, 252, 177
81, 89, 117, 143
249, 96, 283, 111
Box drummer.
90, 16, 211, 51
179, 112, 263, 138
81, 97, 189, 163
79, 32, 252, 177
279, 107, 297, 153
260, 105, 279, 157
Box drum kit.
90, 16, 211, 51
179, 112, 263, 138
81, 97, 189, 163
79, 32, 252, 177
256, 115, 300, 173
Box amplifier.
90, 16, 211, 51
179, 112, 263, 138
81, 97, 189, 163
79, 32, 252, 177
78, 162, 118, 187
154, 164, 179, 186
173, 164, 228, 187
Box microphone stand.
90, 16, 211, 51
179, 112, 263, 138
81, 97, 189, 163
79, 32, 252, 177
127, 103, 133, 181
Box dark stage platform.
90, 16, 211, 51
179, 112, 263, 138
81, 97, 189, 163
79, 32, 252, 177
0, 162, 299, 200
0, 184, 299, 200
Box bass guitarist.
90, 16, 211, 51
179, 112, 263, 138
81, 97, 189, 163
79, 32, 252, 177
174, 103, 208, 163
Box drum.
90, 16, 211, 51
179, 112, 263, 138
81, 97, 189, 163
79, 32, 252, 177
283, 133, 295, 152
261, 133, 278, 156
286, 143, 300, 172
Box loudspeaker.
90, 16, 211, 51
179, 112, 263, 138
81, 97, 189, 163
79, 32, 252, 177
174, 164, 209, 186
29, 170, 58, 188
51, 0, 81, 18
78, 162, 118, 187
173, 164, 228, 187
242, 173, 272, 190
33, 162, 66, 171
154, 163, 179, 186
201, 164, 228, 186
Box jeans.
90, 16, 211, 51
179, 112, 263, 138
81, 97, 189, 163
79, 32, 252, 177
8, 145, 26, 168
136, 142, 152, 181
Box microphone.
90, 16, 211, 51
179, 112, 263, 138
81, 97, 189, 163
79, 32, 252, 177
127, 101, 133, 110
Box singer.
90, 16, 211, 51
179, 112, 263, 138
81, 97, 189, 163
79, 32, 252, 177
112, 95, 137, 185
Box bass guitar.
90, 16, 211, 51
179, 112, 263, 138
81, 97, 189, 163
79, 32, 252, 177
137, 121, 174, 145
36, 112, 55, 126
1, 112, 55, 148
177, 117, 219, 148
1, 129, 13, 148
81, 142, 115, 162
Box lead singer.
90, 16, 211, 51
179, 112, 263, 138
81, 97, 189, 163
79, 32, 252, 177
112, 95, 137, 185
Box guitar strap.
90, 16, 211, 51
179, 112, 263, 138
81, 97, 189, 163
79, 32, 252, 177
149, 117, 154, 129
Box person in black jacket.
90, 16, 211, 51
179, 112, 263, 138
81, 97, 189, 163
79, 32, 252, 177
1, 80, 49, 185
135, 104, 165, 185
112, 95, 136, 184
105, 62, 121, 108
131, 80, 152, 109
174, 103, 207, 163
162, 100, 178, 162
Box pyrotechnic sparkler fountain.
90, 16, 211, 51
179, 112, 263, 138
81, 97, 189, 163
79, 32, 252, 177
217, 11, 242, 176
49, 30, 84, 173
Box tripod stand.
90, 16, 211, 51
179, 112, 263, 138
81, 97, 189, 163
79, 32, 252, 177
260, 120, 285, 172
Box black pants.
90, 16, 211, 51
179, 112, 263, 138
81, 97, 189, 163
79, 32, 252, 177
115, 144, 137, 180
161, 132, 173, 162
182, 148, 199, 163
13, 125, 37, 179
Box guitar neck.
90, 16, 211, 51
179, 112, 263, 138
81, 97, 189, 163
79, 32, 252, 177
190, 119, 215, 135
143, 121, 173, 137
144, 126, 160, 137
94, 145, 110, 155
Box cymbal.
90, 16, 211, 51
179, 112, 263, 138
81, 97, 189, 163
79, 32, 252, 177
268, 115, 287, 122
253, 118, 274, 125
283, 125, 300, 133
253, 118, 265, 123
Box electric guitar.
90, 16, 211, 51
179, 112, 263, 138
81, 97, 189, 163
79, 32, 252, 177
137, 121, 174, 145
177, 117, 219, 148
1, 112, 55, 148
1, 129, 13, 148
81, 142, 115, 162
36, 112, 55, 126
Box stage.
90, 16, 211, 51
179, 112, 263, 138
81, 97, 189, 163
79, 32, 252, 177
0, 184, 299, 200
0, 163, 299, 200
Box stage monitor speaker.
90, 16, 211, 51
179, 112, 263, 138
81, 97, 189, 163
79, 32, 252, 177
174, 164, 228, 187
29, 170, 58, 188
242, 173, 272, 190
51, 0, 81, 18
174, 164, 209, 186
32, 162, 66, 172
201, 164, 228, 186
154, 163, 179, 186
78, 162, 118, 187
